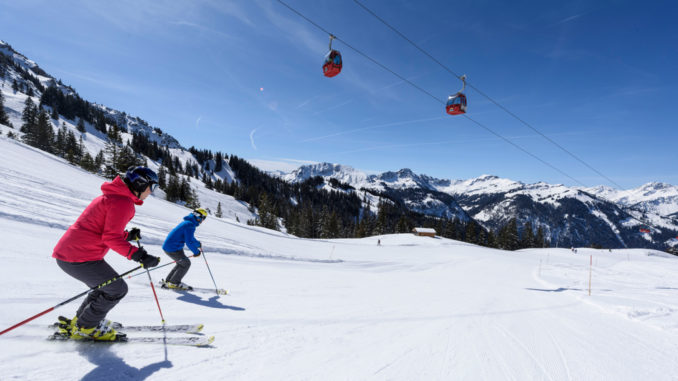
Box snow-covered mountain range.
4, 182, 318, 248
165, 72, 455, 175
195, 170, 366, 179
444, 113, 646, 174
282, 163, 678, 249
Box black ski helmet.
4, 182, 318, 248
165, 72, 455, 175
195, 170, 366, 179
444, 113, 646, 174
124, 166, 159, 194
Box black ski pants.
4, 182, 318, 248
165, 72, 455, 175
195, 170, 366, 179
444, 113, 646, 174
164, 250, 191, 284
56, 259, 128, 328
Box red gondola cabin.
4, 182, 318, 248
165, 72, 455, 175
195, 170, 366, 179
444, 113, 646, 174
446, 74, 468, 115
323, 50, 342, 78
446, 93, 467, 115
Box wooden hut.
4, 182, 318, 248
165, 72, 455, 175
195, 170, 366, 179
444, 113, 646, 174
412, 227, 436, 237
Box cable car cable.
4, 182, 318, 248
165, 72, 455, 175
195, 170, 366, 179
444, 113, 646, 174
351, 0, 625, 191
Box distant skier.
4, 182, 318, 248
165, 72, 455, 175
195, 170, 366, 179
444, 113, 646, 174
160, 208, 208, 291
52, 166, 161, 341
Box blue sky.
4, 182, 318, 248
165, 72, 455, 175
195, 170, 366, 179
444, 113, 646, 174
1, 0, 676, 188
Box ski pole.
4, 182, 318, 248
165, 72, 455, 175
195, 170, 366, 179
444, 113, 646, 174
0, 265, 142, 337
200, 248, 221, 296
136, 240, 166, 325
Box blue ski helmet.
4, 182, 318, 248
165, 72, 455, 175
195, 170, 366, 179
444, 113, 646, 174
124, 166, 159, 194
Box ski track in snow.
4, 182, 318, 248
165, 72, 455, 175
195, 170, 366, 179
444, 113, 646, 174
2, 137, 678, 379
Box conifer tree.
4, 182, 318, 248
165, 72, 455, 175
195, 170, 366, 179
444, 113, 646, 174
20, 97, 38, 143
79, 151, 97, 172
396, 214, 409, 233
374, 202, 388, 235
434, 218, 444, 238
94, 150, 105, 171
76, 117, 86, 133
77, 135, 85, 163
214, 152, 223, 172
95, 115, 107, 133
319, 205, 331, 238
0, 91, 12, 127
215, 202, 223, 218
521, 221, 535, 249
444, 218, 459, 240
487, 230, 498, 248
180, 177, 191, 201
256, 193, 278, 230
186, 187, 201, 209
115, 145, 140, 172
327, 211, 340, 238
34, 109, 54, 152
55, 124, 66, 157
499, 218, 520, 250
157, 165, 167, 189
103, 140, 119, 178
465, 220, 478, 243
477, 228, 488, 246
107, 125, 122, 143
355, 215, 367, 238
298, 205, 315, 238
165, 174, 180, 202
535, 225, 546, 248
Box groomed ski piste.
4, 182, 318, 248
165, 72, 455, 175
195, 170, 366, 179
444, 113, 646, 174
2, 135, 678, 380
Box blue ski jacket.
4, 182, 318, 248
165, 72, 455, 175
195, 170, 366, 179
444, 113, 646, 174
163, 213, 202, 255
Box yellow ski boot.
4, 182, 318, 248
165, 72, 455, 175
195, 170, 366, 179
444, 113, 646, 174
70, 319, 121, 341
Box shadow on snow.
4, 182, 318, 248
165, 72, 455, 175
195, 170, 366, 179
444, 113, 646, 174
175, 292, 245, 311
76, 342, 172, 381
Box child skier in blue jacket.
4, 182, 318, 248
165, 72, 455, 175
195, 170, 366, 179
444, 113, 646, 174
161, 208, 207, 290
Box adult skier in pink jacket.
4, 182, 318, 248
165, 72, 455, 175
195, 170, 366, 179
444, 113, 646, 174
52, 166, 161, 341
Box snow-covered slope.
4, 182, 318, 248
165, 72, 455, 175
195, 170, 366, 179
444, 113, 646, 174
3, 134, 678, 380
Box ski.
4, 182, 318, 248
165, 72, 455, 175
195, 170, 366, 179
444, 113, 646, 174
158, 281, 229, 296
47, 332, 214, 347
48, 322, 204, 334
114, 323, 204, 334
187, 286, 230, 296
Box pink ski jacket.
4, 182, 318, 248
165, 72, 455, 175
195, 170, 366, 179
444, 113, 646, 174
53, 176, 142, 262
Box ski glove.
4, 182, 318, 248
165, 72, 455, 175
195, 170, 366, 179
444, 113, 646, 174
125, 228, 141, 242
131, 247, 160, 268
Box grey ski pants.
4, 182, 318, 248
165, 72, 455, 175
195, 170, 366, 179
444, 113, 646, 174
56, 259, 128, 328
164, 250, 191, 284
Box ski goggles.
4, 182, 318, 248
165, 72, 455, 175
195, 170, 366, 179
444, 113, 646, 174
192, 211, 207, 222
